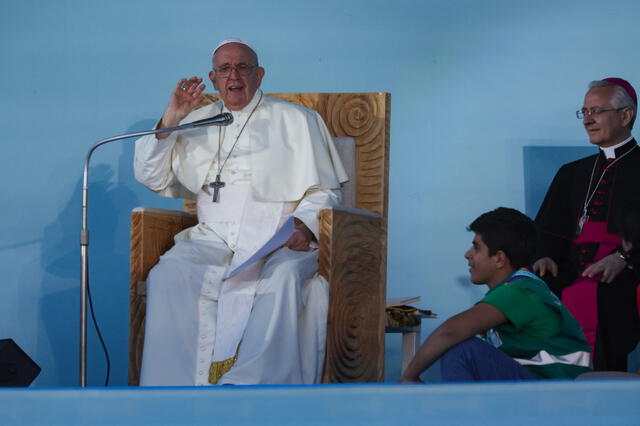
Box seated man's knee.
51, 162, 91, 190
261, 249, 315, 286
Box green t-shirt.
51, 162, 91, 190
480, 269, 592, 379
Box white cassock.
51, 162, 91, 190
134, 90, 348, 385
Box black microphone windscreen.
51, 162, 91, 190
190, 112, 233, 127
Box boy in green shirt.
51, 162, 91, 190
400, 207, 591, 382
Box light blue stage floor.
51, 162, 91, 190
1, 380, 639, 425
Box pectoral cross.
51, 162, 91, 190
577, 211, 588, 235
209, 174, 225, 203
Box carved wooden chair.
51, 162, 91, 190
129, 92, 390, 385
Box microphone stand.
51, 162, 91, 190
80, 115, 232, 387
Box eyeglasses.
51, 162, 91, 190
213, 63, 257, 77
576, 107, 624, 119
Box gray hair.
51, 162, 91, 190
589, 80, 636, 129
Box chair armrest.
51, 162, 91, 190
319, 206, 387, 383
129, 206, 198, 385
130, 207, 198, 283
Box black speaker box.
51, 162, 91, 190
0, 339, 41, 387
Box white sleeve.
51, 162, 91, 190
292, 188, 342, 240
133, 132, 178, 191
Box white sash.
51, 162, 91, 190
196, 183, 285, 363
213, 262, 263, 363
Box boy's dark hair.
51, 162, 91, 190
468, 207, 537, 269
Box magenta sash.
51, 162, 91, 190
563, 222, 621, 354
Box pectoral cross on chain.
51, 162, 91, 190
209, 174, 225, 203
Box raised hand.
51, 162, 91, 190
157, 77, 206, 137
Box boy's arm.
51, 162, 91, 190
399, 302, 507, 383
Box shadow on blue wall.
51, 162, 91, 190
523, 146, 596, 218
36, 119, 163, 386
39, 162, 137, 385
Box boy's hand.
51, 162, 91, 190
532, 257, 558, 277
398, 376, 423, 384
399, 303, 507, 383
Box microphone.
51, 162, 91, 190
187, 112, 233, 128
78, 109, 233, 387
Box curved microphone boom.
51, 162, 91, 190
79, 112, 232, 387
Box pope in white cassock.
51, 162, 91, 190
133, 38, 348, 385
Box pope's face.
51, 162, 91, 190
582, 86, 631, 147
209, 43, 265, 111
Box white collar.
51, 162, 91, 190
601, 135, 634, 159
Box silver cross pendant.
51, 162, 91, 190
209, 174, 225, 203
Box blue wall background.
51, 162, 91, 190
1, 0, 638, 386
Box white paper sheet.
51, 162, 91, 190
223, 216, 296, 280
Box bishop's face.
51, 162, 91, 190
582, 86, 632, 147
209, 43, 265, 111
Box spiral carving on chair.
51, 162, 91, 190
328, 95, 384, 147
320, 209, 385, 382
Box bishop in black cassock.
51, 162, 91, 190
535, 77, 640, 371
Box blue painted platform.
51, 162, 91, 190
1, 380, 639, 425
